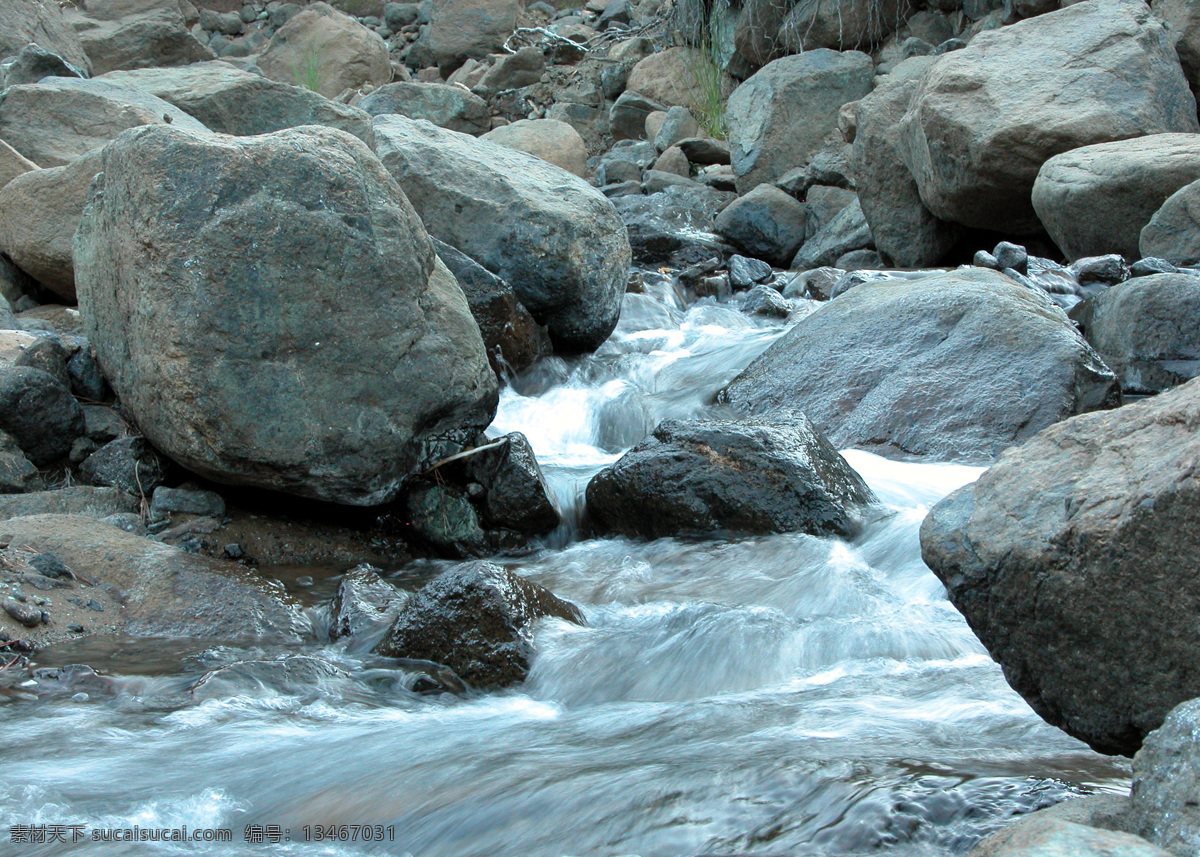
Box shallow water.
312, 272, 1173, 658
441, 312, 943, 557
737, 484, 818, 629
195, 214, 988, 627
0, 275, 1129, 856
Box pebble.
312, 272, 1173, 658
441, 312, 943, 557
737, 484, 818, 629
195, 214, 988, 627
3, 599, 43, 627
67, 623, 84, 633
85, 599, 104, 612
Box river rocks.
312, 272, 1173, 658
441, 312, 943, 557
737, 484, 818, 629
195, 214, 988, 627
373, 116, 631, 352
1032, 135, 1200, 262
1132, 698, 1200, 856
721, 269, 1119, 461
726, 50, 874, 193
258, 3, 390, 99
358, 81, 491, 135
586, 414, 874, 539
482, 119, 588, 178
0, 141, 38, 194
0, 43, 87, 90
427, 0, 520, 70
1071, 273, 1200, 393
1141, 178, 1200, 264
374, 560, 584, 688
99, 63, 375, 145
0, 0, 90, 73
968, 817, 1170, 857
625, 47, 735, 117
0, 514, 300, 647
431, 238, 550, 374
920, 376, 1200, 755
0, 432, 37, 494
714, 184, 807, 267
329, 564, 408, 644
75, 124, 496, 505
0, 150, 103, 302
0, 77, 209, 168
66, 0, 214, 75
852, 56, 960, 267
792, 197, 873, 269
779, 0, 915, 53
79, 437, 165, 498
609, 91, 666, 141
0, 367, 84, 467
0, 487, 139, 522
149, 486, 226, 520
896, 0, 1199, 234
464, 432, 559, 535
1156, 0, 1200, 94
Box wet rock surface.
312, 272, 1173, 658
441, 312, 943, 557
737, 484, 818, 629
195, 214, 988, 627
921, 377, 1200, 755
375, 560, 584, 688
587, 414, 875, 540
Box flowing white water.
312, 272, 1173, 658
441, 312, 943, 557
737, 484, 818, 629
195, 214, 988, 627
0, 275, 1128, 857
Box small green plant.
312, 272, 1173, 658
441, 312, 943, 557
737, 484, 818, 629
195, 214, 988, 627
294, 45, 323, 93
688, 35, 728, 139
672, 0, 734, 139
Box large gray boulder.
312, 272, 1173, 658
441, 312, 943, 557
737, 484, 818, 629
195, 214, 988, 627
74, 125, 497, 505
1141, 178, 1200, 263
625, 47, 736, 118
358, 81, 490, 134
1071, 273, 1200, 393
720, 269, 1119, 462
0, 149, 103, 301
375, 560, 584, 688
586, 414, 875, 540
1154, 0, 1200, 94
373, 116, 632, 352
896, 0, 1199, 234
482, 119, 589, 178
0, 0, 91, 73
968, 817, 1170, 857
427, 0, 520, 70
0, 77, 208, 167
0, 140, 37, 193
257, 3, 390, 99
0, 366, 84, 466
792, 196, 873, 269
852, 56, 962, 267
99, 63, 375, 145
778, 0, 915, 53
1133, 698, 1200, 856
920, 376, 1200, 755
0, 514, 300, 648
65, 0, 213, 75
726, 50, 874, 193
1032, 135, 1200, 261
714, 183, 807, 267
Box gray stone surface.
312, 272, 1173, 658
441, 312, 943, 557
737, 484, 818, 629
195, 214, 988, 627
0, 366, 84, 467
1033, 134, 1200, 261
257, 2, 390, 99
586, 414, 875, 539
897, 0, 1199, 233
1071, 273, 1200, 393
727, 50, 874, 193
721, 269, 1119, 462
100, 63, 375, 145
1142, 178, 1200, 263
792, 196, 873, 269
359, 81, 491, 134
75, 125, 496, 505
375, 560, 584, 688
0, 0, 90, 73
1132, 697, 1200, 856
427, 0, 520, 69
920, 377, 1200, 755
0, 487, 138, 522
65, 0, 213, 75
373, 116, 631, 352
714, 184, 807, 267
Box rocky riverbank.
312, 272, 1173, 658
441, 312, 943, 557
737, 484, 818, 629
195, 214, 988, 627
2, 0, 1200, 851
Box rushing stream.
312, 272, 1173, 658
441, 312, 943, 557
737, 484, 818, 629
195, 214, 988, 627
0, 270, 1129, 856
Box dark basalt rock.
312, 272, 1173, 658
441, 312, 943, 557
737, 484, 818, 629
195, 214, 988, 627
374, 560, 584, 688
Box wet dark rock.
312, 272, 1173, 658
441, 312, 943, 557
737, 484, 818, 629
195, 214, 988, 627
149, 486, 226, 520
612, 185, 735, 266
405, 483, 487, 557
0, 431, 38, 494
15, 337, 71, 390
329, 563, 408, 644
1070, 273, 1200, 394
1132, 257, 1180, 277
1132, 697, 1200, 856
792, 197, 873, 269
835, 248, 886, 270
375, 560, 584, 688
728, 255, 773, 288
721, 269, 1120, 462
714, 184, 807, 267
586, 414, 875, 539
76, 124, 496, 505
1070, 254, 1129, 286
920, 377, 1200, 755
784, 266, 842, 300
741, 285, 791, 317
642, 171, 697, 195
430, 238, 551, 375
66, 346, 108, 402
802, 185, 856, 242
81, 406, 128, 445
80, 437, 165, 498
29, 552, 72, 580
0, 367, 85, 466
464, 432, 559, 535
